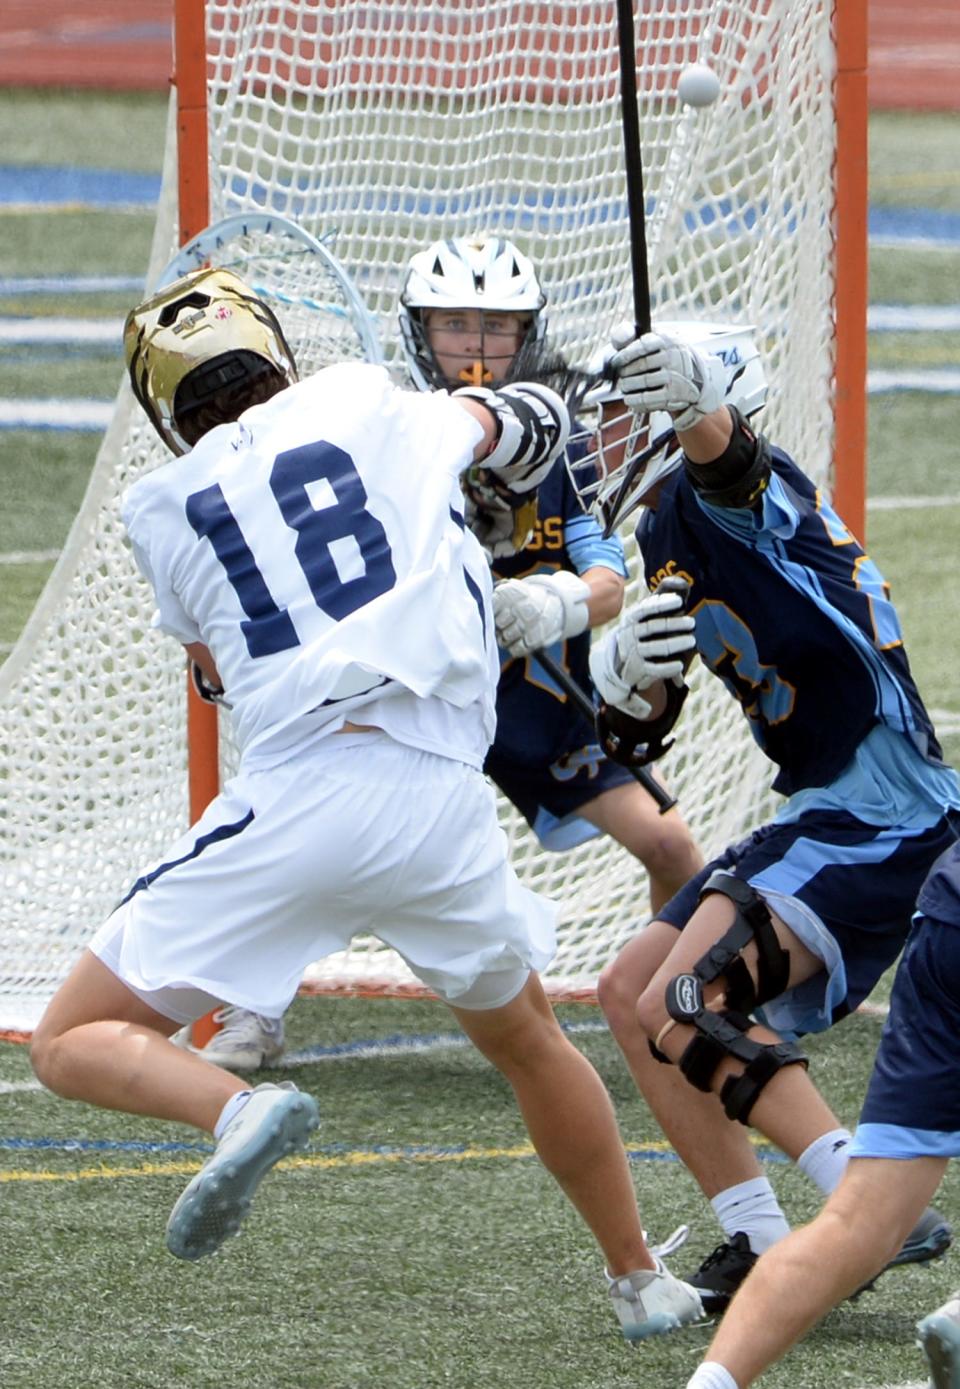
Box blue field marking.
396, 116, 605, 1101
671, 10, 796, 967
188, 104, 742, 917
3, 166, 960, 251
0, 1132, 789, 1166
0, 1136, 213, 1154
0, 274, 145, 296
0, 166, 161, 210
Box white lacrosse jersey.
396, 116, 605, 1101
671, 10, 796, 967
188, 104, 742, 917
123, 364, 499, 769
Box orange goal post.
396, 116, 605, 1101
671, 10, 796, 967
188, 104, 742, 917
0, 0, 866, 1031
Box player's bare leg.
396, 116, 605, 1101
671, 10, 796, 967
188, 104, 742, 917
450, 970, 704, 1339
31, 949, 245, 1130
599, 925, 767, 1196
694, 1157, 948, 1389
600, 906, 840, 1193
450, 971, 651, 1273
580, 780, 703, 914
33, 948, 319, 1261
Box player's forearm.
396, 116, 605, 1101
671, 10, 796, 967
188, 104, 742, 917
581, 565, 626, 628
675, 404, 734, 463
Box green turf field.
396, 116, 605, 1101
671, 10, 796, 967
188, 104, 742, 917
1, 90, 959, 1389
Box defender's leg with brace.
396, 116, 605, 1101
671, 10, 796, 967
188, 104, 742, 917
653, 872, 809, 1124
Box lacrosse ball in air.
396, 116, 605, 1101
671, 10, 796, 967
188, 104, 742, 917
677, 64, 720, 108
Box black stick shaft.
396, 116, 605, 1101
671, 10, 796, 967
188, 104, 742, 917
616, 0, 652, 334
534, 649, 677, 815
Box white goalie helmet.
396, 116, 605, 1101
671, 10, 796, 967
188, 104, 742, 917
399, 234, 547, 391
124, 267, 299, 456
567, 320, 768, 535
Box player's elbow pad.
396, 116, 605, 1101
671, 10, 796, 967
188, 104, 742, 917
684, 407, 771, 508
455, 381, 570, 496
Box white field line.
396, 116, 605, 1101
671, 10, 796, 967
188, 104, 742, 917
0, 317, 120, 345
868, 495, 960, 511
0, 548, 61, 564
0, 399, 112, 429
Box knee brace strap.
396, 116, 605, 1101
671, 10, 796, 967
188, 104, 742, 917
718, 1039, 809, 1124
692, 871, 790, 1012
665, 972, 808, 1124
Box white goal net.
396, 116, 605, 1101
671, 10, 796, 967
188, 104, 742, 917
0, 0, 854, 1029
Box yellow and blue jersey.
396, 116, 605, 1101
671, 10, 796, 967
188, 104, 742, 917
490, 454, 627, 768
637, 442, 947, 797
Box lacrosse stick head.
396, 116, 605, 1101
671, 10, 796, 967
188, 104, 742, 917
567, 320, 768, 535
124, 266, 298, 456
399, 234, 547, 391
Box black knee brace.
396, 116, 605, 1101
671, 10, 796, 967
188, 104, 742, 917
693, 871, 791, 1012
648, 875, 805, 1123
662, 971, 808, 1124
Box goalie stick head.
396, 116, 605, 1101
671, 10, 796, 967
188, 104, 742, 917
399, 235, 547, 391
124, 267, 299, 456
567, 321, 768, 535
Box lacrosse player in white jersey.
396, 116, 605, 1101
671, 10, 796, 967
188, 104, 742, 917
30, 266, 703, 1341
190, 235, 700, 1076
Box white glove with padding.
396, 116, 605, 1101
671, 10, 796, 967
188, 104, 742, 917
609, 325, 728, 431
493, 570, 591, 657
589, 586, 696, 719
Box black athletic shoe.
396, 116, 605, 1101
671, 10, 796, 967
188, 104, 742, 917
852, 1206, 953, 1299
687, 1232, 758, 1315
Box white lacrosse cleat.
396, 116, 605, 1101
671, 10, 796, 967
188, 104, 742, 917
166, 1081, 319, 1261
607, 1256, 705, 1341
917, 1292, 960, 1389
170, 1006, 286, 1072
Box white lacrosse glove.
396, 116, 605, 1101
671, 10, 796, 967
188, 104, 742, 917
589, 586, 696, 719
455, 381, 570, 497
493, 571, 591, 657
609, 325, 728, 431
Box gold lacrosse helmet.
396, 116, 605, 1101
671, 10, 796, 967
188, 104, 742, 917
123, 267, 299, 455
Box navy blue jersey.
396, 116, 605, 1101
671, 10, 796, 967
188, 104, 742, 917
636, 442, 944, 795
917, 839, 960, 926
490, 454, 627, 768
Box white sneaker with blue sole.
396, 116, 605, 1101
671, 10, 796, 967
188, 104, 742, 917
918, 1293, 960, 1389
166, 1081, 319, 1261
607, 1257, 705, 1341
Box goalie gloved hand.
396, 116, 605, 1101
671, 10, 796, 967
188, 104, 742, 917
609, 325, 728, 431
588, 582, 696, 720
455, 381, 570, 497
493, 571, 591, 657
463, 487, 538, 559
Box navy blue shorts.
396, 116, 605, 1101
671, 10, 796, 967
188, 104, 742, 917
485, 721, 637, 851
852, 840, 960, 1158
655, 807, 960, 1037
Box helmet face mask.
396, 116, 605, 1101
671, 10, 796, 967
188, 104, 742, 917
124, 267, 299, 455
567, 321, 768, 535
399, 235, 546, 391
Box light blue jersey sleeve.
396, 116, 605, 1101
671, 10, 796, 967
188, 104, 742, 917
563, 511, 628, 578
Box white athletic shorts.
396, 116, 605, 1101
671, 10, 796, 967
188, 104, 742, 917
90, 733, 557, 1024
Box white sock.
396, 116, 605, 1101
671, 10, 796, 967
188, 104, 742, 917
710, 1176, 790, 1254
213, 1089, 253, 1140
796, 1127, 852, 1194
687, 1362, 741, 1389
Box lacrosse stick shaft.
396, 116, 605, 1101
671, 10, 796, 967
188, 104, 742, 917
616, 0, 652, 335
533, 649, 677, 814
